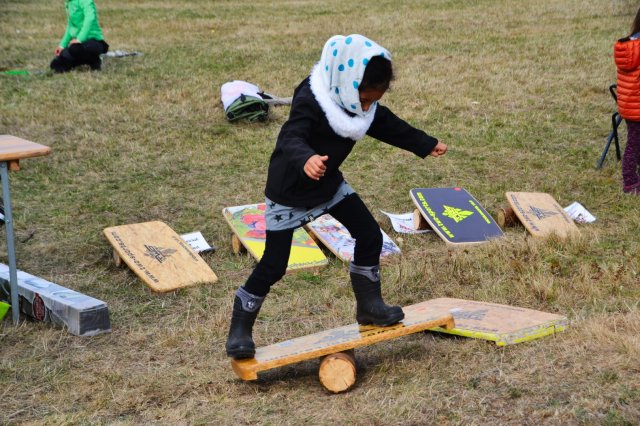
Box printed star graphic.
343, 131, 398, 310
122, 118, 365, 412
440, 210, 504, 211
274, 214, 283, 222
442, 205, 473, 223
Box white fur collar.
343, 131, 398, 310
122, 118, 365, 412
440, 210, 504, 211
309, 64, 376, 141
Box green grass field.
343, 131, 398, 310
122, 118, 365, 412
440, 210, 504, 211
1, 0, 639, 424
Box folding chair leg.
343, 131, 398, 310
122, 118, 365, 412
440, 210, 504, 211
613, 113, 622, 161
597, 112, 623, 169
598, 131, 617, 169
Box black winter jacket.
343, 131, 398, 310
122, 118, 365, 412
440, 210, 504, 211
264, 77, 438, 207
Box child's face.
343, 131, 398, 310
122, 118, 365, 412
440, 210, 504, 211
359, 87, 386, 113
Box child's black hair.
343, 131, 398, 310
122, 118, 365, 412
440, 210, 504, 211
360, 55, 394, 92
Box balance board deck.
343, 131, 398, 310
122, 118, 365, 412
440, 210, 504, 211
306, 214, 401, 263
103, 221, 218, 292
506, 192, 579, 238
222, 203, 328, 271
425, 298, 568, 345
231, 301, 455, 380
410, 187, 504, 246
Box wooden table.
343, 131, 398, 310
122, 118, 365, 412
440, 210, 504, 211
0, 135, 51, 324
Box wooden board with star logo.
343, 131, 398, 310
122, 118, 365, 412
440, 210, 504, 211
422, 298, 568, 346
500, 192, 580, 239
410, 187, 504, 246
103, 221, 218, 292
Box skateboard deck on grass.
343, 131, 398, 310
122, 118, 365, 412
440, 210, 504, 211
222, 203, 328, 271
501, 192, 580, 239
103, 221, 218, 292
410, 187, 504, 246
425, 298, 568, 345
231, 300, 455, 390
306, 214, 401, 263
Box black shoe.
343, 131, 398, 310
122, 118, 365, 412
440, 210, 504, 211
89, 58, 102, 71
225, 296, 260, 359
351, 272, 404, 326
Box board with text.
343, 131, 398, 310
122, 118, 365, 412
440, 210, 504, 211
410, 187, 504, 246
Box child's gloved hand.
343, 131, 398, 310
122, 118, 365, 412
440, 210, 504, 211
304, 155, 329, 180
430, 141, 448, 157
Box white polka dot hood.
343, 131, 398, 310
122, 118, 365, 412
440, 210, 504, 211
309, 34, 391, 140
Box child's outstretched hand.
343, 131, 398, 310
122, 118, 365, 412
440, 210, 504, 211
304, 154, 329, 180
430, 141, 448, 157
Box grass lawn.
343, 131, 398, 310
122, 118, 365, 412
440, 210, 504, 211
1, 0, 639, 424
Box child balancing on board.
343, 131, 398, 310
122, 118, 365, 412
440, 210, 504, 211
226, 34, 448, 359
614, 7, 640, 195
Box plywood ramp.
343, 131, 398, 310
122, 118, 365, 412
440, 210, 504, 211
425, 298, 569, 345
505, 192, 579, 239
222, 203, 328, 271
305, 214, 400, 263
103, 221, 217, 292
410, 187, 504, 246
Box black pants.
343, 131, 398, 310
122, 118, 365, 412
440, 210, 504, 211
243, 193, 383, 297
50, 39, 109, 73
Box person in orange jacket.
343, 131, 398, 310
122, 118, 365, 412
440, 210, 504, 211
614, 7, 640, 195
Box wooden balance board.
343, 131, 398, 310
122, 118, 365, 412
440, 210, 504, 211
103, 221, 218, 292
497, 192, 580, 239
425, 298, 568, 346
305, 214, 401, 263
231, 300, 455, 393
410, 187, 504, 246
222, 203, 328, 271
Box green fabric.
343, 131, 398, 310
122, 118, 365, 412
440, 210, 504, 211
59, 0, 104, 48
225, 95, 269, 122
1, 70, 30, 75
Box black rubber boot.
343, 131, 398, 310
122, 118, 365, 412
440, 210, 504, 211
350, 265, 404, 326
225, 292, 263, 359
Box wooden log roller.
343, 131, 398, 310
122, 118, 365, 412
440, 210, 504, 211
318, 350, 356, 393
231, 233, 246, 254
412, 209, 430, 231
496, 206, 518, 229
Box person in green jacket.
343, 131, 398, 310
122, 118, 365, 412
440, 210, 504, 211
50, 0, 109, 73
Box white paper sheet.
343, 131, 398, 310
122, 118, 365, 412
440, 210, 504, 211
563, 202, 596, 223
180, 231, 215, 253
380, 210, 431, 234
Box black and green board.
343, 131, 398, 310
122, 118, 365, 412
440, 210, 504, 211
410, 187, 504, 246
